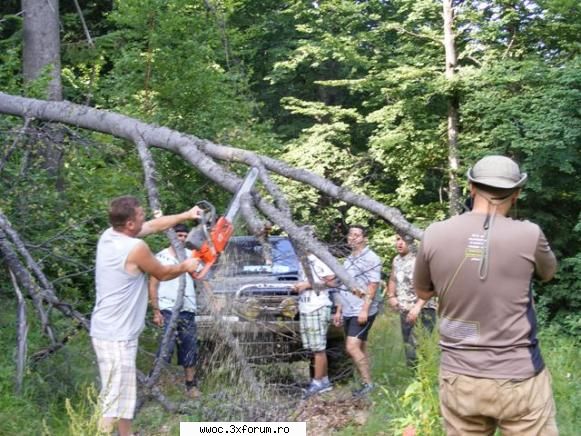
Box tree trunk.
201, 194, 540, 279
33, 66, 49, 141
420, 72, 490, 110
22, 0, 64, 189
443, 0, 461, 216
22, 0, 62, 100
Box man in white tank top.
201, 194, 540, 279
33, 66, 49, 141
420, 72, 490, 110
90, 196, 202, 436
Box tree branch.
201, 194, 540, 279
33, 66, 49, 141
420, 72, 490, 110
197, 142, 422, 240
0, 93, 421, 238
0, 92, 421, 293
0, 220, 57, 344
9, 268, 28, 395
134, 136, 189, 391
71, 0, 94, 47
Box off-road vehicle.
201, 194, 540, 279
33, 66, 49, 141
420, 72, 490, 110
195, 235, 345, 366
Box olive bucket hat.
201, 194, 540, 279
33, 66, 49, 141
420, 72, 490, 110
467, 155, 528, 189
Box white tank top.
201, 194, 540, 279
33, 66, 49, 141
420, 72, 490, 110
90, 228, 147, 341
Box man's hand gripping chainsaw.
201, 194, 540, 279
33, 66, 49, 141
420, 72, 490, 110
185, 168, 259, 279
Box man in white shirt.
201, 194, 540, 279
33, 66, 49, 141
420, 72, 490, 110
91, 196, 201, 436
149, 224, 200, 398
293, 250, 336, 399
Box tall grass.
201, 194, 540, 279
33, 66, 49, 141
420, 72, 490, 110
358, 311, 581, 435
1, 297, 577, 435
65, 385, 107, 436
0, 298, 98, 435
540, 325, 581, 436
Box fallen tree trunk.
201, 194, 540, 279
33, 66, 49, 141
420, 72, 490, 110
0, 93, 421, 237
0, 90, 426, 417
0, 92, 423, 292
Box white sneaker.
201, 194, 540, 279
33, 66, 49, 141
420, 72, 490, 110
302, 380, 333, 399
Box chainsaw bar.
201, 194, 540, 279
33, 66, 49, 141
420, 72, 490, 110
224, 167, 259, 223
186, 167, 259, 280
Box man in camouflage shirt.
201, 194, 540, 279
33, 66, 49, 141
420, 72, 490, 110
387, 234, 437, 367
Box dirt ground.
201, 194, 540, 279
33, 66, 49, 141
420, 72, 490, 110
292, 388, 372, 435
143, 361, 378, 435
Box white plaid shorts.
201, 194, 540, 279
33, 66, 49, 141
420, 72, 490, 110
300, 306, 331, 352
92, 337, 138, 420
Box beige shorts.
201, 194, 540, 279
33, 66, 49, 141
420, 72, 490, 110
300, 306, 331, 352
439, 368, 558, 435
92, 337, 138, 420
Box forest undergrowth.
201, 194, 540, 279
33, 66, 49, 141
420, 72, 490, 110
0, 299, 578, 435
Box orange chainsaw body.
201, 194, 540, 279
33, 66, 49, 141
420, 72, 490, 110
191, 216, 234, 279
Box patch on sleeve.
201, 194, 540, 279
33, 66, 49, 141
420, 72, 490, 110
440, 317, 480, 343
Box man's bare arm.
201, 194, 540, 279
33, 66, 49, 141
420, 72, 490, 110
322, 274, 336, 288
148, 275, 164, 326
416, 287, 436, 301
127, 242, 198, 280
387, 277, 399, 309
138, 205, 202, 237
148, 276, 161, 309
362, 282, 379, 310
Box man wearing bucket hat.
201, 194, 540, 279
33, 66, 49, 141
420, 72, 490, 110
413, 155, 558, 435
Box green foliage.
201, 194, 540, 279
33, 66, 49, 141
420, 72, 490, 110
460, 57, 581, 325
538, 251, 581, 334
0, 129, 147, 307
0, 13, 22, 94
381, 315, 443, 435
94, 0, 262, 142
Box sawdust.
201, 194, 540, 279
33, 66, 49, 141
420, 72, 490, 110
293, 388, 372, 435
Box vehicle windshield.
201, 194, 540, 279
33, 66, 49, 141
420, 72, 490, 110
212, 237, 300, 277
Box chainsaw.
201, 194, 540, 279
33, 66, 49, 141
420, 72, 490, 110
185, 167, 259, 279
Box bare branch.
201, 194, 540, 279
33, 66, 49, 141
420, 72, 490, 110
134, 136, 163, 213
252, 158, 292, 218
0, 93, 421, 238
202, 0, 233, 70
9, 268, 28, 395
134, 136, 264, 402
239, 193, 269, 236
239, 193, 273, 264
134, 136, 189, 392
0, 220, 57, 344
198, 142, 422, 240
502, 31, 516, 60
458, 53, 482, 67
0, 92, 421, 293
71, 0, 94, 47
30, 323, 84, 363
136, 370, 179, 413
0, 226, 89, 329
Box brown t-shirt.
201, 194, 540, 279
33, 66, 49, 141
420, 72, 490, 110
414, 213, 557, 379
